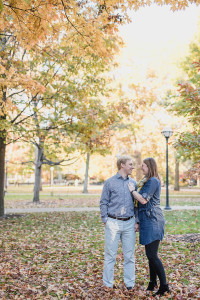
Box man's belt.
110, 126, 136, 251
108, 215, 133, 221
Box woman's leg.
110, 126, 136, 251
145, 240, 167, 286
148, 260, 157, 283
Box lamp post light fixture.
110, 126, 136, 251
161, 127, 173, 210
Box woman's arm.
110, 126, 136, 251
128, 182, 147, 204
128, 178, 159, 205
132, 190, 147, 205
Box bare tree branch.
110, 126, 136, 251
7, 89, 25, 99
59, 157, 80, 166
8, 160, 35, 165
61, 0, 92, 49
0, 34, 12, 52
10, 93, 40, 124
0, 33, 13, 37
42, 155, 79, 166
6, 136, 22, 146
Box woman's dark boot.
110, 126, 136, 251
153, 284, 170, 297
146, 281, 157, 291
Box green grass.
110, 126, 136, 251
0, 211, 200, 299
4, 190, 200, 209
6, 183, 200, 194
160, 198, 200, 206
164, 210, 200, 234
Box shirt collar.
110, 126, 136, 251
116, 172, 129, 180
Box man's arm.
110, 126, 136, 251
134, 205, 139, 223
100, 181, 110, 224
132, 180, 139, 226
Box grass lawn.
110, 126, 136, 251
4, 185, 200, 209
5, 184, 200, 195
5, 194, 200, 208
0, 210, 200, 299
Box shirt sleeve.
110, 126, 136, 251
141, 178, 159, 202
132, 180, 139, 222
100, 181, 110, 223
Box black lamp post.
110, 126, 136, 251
161, 127, 173, 210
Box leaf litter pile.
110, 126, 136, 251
0, 211, 200, 299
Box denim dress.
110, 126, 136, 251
138, 177, 165, 245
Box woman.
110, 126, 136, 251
128, 157, 169, 297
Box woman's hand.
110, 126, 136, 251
129, 182, 147, 205
128, 182, 136, 193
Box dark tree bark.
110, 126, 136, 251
83, 152, 90, 194
40, 171, 43, 191
0, 91, 7, 217
33, 145, 43, 202
174, 157, 180, 191
0, 135, 6, 217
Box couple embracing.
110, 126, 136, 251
100, 156, 170, 297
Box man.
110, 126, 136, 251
100, 155, 139, 290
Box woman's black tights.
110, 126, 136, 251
145, 240, 167, 286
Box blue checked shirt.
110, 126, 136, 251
100, 172, 139, 223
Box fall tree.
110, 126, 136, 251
75, 97, 131, 193
0, 0, 124, 215
10, 34, 120, 202
109, 71, 175, 181
168, 39, 200, 163
1, 0, 200, 217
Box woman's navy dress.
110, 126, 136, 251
138, 177, 165, 245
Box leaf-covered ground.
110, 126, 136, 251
0, 211, 200, 299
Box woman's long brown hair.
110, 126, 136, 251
143, 157, 161, 182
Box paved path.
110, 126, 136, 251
5, 205, 200, 214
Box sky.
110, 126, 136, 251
111, 4, 200, 146
116, 4, 200, 83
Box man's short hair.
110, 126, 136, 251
117, 155, 132, 170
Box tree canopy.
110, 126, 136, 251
1, 0, 200, 215
168, 40, 200, 162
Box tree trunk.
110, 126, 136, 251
174, 158, 180, 191
0, 136, 6, 217
83, 152, 90, 194
0, 91, 7, 217
33, 145, 43, 202
40, 170, 43, 191
57, 166, 62, 184
133, 150, 143, 181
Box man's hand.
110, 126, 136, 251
135, 223, 139, 232
128, 182, 136, 192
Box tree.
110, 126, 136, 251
109, 71, 174, 181
22, 47, 118, 201
74, 97, 130, 193
168, 41, 200, 162
184, 162, 200, 186
1, 0, 200, 216
0, 39, 45, 215
0, 0, 124, 214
